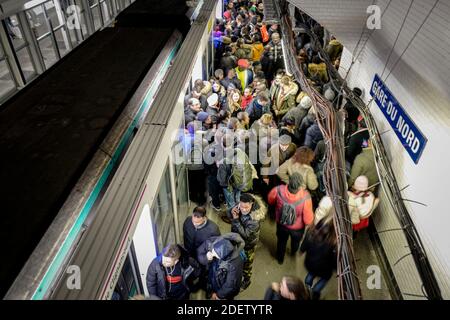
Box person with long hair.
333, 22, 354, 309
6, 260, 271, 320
277, 146, 319, 192
300, 220, 337, 300
227, 88, 243, 117
264, 276, 310, 300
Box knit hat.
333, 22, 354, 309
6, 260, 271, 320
196, 111, 209, 122
279, 134, 292, 145
353, 175, 369, 192
207, 93, 219, 106
300, 96, 312, 109
238, 59, 250, 68
213, 238, 234, 260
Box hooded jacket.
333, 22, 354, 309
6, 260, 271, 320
146, 245, 201, 300
304, 122, 323, 151
197, 233, 245, 299
229, 195, 267, 250
183, 217, 221, 258
273, 82, 299, 119
268, 185, 314, 231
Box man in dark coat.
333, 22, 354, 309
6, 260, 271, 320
345, 116, 370, 166
184, 98, 202, 126
183, 206, 221, 259
197, 233, 245, 300
229, 193, 266, 290
246, 93, 271, 125
146, 244, 201, 300
304, 119, 324, 151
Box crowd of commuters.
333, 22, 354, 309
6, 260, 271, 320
144, 0, 380, 301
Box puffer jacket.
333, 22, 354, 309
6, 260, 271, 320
229, 195, 267, 250
146, 245, 201, 299
304, 123, 323, 151
197, 233, 245, 299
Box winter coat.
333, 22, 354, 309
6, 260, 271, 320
277, 158, 319, 191
261, 143, 297, 178
235, 68, 254, 91
183, 218, 221, 259
345, 128, 370, 165
268, 41, 283, 62
326, 39, 343, 62
197, 233, 245, 299
273, 82, 299, 119
229, 195, 267, 250
300, 231, 337, 279
146, 246, 201, 299
184, 107, 198, 126
349, 147, 379, 189
241, 95, 253, 110
304, 123, 323, 151
268, 185, 314, 231
220, 54, 238, 73
308, 62, 328, 83
282, 105, 309, 130
347, 190, 379, 224
246, 99, 269, 125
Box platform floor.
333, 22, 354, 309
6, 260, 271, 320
192, 203, 391, 300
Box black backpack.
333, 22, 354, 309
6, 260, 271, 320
277, 186, 311, 226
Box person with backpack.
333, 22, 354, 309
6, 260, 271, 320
217, 133, 257, 213
268, 173, 314, 264
228, 193, 267, 290
197, 233, 245, 300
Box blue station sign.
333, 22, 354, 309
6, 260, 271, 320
370, 74, 427, 164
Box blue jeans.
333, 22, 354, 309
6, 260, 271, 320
305, 272, 330, 299
223, 187, 240, 210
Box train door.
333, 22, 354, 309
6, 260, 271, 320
112, 243, 143, 300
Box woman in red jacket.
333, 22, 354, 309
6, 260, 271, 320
268, 173, 314, 264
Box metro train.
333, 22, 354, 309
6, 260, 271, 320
3, 0, 219, 300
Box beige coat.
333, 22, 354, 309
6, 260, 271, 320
276, 158, 319, 191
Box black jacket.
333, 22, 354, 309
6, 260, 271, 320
197, 233, 245, 299
229, 199, 265, 250
183, 217, 221, 258
345, 128, 370, 165
146, 246, 201, 299
300, 232, 337, 279
220, 54, 238, 73
304, 123, 323, 151
184, 107, 198, 126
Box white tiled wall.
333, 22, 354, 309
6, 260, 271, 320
290, 0, 450, 299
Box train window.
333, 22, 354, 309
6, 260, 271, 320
16, 47, 37, 82
151, 165, 176, 254
0, 60, 16, 98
